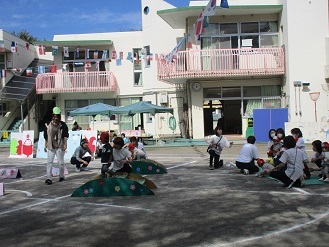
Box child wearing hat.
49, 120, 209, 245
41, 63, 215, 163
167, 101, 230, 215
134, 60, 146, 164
128, 143, 146, 160
99, 132, 113, 177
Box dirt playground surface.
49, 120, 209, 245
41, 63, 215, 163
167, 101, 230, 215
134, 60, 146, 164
0, 143, 328, 247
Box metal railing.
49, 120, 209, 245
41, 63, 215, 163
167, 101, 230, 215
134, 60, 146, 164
157, 47, 285, 81
36, 71, 118, 94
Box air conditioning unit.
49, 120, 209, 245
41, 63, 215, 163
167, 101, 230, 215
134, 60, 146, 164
159, 93, 168, 104
325, 65, 329, 79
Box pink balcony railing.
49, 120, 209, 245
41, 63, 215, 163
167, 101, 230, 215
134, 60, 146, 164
36, 71, 117, 94
157, 47, 285, 82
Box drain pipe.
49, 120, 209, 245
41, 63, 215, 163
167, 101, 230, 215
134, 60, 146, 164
187, 80, 193, 139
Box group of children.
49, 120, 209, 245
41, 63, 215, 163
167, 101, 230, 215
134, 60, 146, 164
208, 125, 329, 188
238, 127, 329, 187
71, 132, 148, 178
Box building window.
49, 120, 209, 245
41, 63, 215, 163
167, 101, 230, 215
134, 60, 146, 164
220, 23, 238, 34
241, 22, 259, 33
243, 86, 262, 97
201, 21, 279, 49
118, 97, 142, 130
144, 6, 150, 15
144, 45, 151, 68
133, 48, 143, 86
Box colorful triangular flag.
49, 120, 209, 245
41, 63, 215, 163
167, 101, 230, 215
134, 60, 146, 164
11, 42, 17, 53
39, 45, 45, 55
52, 46, 58, 56
102, 50, 108, 59
93, 50, 98, 59
75, 48, 79, 58
220, 0, 229, 8
195, 12, 204, 37
203, 0, 217, 16
63, 47, 69, 57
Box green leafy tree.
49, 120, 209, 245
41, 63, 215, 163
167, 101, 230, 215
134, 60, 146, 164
11, 29, 39, 43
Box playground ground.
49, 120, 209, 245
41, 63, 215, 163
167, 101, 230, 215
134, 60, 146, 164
0, 142, 329, 247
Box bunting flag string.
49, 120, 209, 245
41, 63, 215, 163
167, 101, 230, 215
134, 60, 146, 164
194, 0, 229, 41
93, 50, 98, 59
75, 48, 79, 58
11, 42, 18, 53
39, 45, 45, 55
52, 46, 58, 56
102, 50, 108, 59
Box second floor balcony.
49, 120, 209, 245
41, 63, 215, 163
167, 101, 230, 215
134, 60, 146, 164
36, 71, 117, 94
157, 47, 285, 83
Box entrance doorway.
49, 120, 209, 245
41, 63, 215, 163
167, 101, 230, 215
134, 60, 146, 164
203, 99, 242, 136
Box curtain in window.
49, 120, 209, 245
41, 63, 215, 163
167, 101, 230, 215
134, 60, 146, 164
245, 99, 262, 117
119, 98, 141, 131
262, 85, 280, 96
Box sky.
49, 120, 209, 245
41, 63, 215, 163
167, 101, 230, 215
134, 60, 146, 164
0, 0, 192, 41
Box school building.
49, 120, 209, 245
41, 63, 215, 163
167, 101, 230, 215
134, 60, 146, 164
0, 0, 329, 142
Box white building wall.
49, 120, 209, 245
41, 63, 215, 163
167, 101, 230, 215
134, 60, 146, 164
283, 0, 329, 139
0, 30, 39, 85
141, 0, 187, 137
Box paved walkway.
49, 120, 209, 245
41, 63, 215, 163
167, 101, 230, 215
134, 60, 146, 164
0, 144, 328, 247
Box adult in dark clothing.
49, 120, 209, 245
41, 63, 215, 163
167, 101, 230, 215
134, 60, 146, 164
44, 107, 69, 185
72, 121, 82, 131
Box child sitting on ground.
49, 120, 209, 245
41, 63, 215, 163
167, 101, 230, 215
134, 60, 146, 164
319, 142, 329, 182
255, 158, 275, 177
128, 143, 147, 160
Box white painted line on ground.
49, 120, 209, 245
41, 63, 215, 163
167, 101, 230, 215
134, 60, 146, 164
6, 189, 32, 197
82, 202, 152, 212
226, 189, 307, 196
212, 208, 329, 247
0, 194, 71, 216
0, 199, 53, 216
293, 187, 312, 195
166, 161, 196, 169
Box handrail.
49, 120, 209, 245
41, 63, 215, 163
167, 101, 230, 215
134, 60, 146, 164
36, 71, 118, 94
157, 47, 285, 81
0, 107, 20, 131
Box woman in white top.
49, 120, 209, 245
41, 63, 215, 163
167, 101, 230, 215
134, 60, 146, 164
267, 136, 309, 187
207, 126, 233, 170
291, 127, 310, 178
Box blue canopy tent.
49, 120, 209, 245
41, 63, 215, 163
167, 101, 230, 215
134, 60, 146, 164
110, 101, 174, 140
69, 102, 118, 130
110, 101, 173, 116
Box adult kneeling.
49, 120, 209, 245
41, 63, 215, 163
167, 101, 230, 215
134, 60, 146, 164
70, 139, 94, 173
